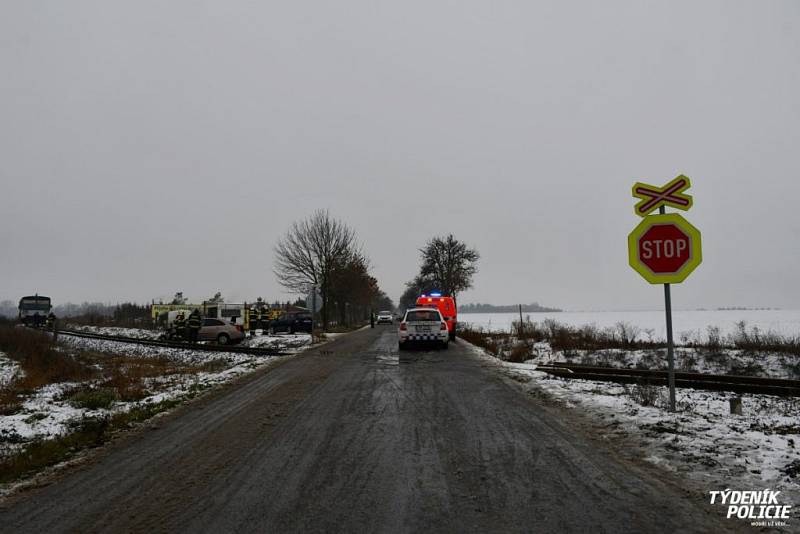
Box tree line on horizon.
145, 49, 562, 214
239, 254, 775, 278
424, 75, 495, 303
458, 302, 562, 314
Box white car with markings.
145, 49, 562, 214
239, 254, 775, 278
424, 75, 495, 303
398, 308, 449, 350
376, 311, 394, 324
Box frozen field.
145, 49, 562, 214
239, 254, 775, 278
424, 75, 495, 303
459, 309, 800, 341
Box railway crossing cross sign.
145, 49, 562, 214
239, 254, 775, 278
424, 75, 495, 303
632, 175, 693, 217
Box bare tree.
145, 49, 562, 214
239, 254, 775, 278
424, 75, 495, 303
398, 274, 437, 311
418, 234, 479, 299
273, 210, 360, 329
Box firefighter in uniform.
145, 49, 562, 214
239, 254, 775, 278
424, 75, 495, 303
187, 309, 202, 343
258, 307, 268, 335
174, 312, 186, 341
46, 312, 57, 331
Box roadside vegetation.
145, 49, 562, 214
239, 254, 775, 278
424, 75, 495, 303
459, 318, 800, 379
399, 233, 480, 310
0, 324, 292, 485
273, 210, 394, 330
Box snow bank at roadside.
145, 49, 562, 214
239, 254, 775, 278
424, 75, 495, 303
464, 342, 800, 508
241, 332, 311, 350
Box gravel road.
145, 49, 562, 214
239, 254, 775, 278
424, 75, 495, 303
0, 326, 735, 533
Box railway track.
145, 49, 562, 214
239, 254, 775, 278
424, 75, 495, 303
537, 362, 800, 397
56, 329, 292, 356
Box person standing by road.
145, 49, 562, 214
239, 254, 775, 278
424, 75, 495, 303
249, 307, 258, 336
259, 307, 268, 335
174, 312, 186, 341
187, 309, 202, 343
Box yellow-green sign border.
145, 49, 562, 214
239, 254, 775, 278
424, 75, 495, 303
628, 213, 702, 284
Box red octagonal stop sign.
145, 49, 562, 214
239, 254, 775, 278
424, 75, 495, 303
628, 213, 702, 284
639, 224, 691, 273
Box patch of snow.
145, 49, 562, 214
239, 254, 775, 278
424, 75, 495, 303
241, 333, 311, 351
58, 336, 255, 365
0, 352, 20, 387
67, 325, 161, 340
0, 383, 86, 447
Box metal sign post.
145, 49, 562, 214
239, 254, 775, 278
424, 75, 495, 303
660, 205, 677, 412
628, 175, 702, 413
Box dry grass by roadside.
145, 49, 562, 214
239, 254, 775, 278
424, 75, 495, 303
0, 326, 228, 413
0, 326, 96, 390
461, 318, 800, 357
0, 327, 241, 485
0, 327, 96, 415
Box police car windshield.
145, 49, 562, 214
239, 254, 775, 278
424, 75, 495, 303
405, 310, 441, 322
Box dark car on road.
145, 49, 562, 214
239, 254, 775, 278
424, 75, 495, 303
269, 312, 313, 334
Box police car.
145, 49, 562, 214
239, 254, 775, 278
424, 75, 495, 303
376, 310, 394, 324
398, 307, 449, 350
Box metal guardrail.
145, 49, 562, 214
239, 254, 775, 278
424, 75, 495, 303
537, 362, 800, 397
56, 329, 291, 356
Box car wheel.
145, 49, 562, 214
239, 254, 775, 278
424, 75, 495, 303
441, 340, 449, 350
217, 333, 230, 345
398, 342, 406, 351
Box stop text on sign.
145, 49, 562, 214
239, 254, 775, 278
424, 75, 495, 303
628, 213, 702, 284
641, 239, 686, 260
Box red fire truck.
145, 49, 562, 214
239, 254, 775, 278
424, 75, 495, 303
416, 293, 457, 341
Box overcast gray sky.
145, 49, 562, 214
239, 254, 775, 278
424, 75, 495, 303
2, 1, 799, 311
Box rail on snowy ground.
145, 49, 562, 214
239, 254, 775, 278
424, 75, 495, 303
56, 329, 291, 356
537, 362, 800, 397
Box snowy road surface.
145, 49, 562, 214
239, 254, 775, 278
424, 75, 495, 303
0, 327, 736, 533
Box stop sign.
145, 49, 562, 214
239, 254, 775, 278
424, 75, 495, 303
628, 213, 702, 284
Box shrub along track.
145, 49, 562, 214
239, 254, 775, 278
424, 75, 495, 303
56, 329, 290, 357
537, 362, 800, 396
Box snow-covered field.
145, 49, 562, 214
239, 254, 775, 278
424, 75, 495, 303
465, 342, 800, 510
0, 328, 314, 465
460, 309, 800, 342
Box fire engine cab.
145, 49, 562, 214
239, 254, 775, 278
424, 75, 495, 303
416, 293, 457, 341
